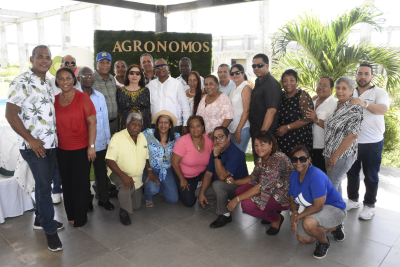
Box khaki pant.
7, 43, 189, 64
109, 172, 143, 213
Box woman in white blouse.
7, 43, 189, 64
306, 77, 337, 173
228, 64, 252, 153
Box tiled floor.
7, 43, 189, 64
1, 165, 399, 267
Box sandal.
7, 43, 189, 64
146, 200, 154, 208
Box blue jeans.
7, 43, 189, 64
20, 148, 57, 235
325, 156, 355, 195
142, 168, 179, 203
230, 127, 251, 153
52, 160, 62, 194
347, 140, 384, 207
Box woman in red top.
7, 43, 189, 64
55, 67, 97, 227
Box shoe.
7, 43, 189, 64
46, 232, 63, 252
109, 188, 119, 198
261, 220, 271, 225
358, 206, 375, 220
120, 212, 131, 226
98, 201, 115, 210
266, 214, 284, 236
331, 223, 345, 241
34, 221, 64, 231
313, 236, 330, 259
52, 193, 62, 204
346, 199, 360, 211
209, 214, 232, 229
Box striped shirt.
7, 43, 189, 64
92, 71, 118, 120
323, 99, 363, 159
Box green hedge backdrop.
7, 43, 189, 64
93, 30, 212, 78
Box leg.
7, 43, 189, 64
110, 172, 136, 213
312, 149, 327, 174
92, 149, 110, 204
57, 148, 74, 222
159, 168, 179, 203
302, 217, 329, 243
326, 156, 356, 194
237, 127, 251, 153
212, 180, 239, 215
143, 169, 161, 202
175, 172, 202, 207
195, 180, 217, 204
235, 183, 254, 196
52, 160, 62, 194
131, 186, 144, 211
346, 149, 362, 202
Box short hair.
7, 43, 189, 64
114, 60, 127, 69
188, 71, 202, 116
231, 63, 248, 81
218, 64, 230, 73
320, 76, 334, 88
253, 53, 269, 64
32, 45, 51, 57
187, 115, 206, 133
124, 64, 145, 87
281, 69, 298, 83
179, 57, 192, 66
290, 145, 311, 158
254, 131, 278, 155
126, 112, 143, 124
357, 63, 374, 75
55, 67, 77, 88
154, 115, 176, 142
155, 58, 168, 65
77, 66, 93, 77
204, 74, 218, 84
140, 53, 153, 64
336, 76, 355, 91
61, 55, 76, 64
213, 126, 230, 137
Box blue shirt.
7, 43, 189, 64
77, 87, 110, 152
143, 128, 180, 181
288, 165, 346, 210
218, 79, 236, 96
206, 142, 248, 180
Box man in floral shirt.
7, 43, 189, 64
5, 45, 63, 252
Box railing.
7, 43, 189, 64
0, 77, 15, 99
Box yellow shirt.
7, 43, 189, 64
105, 129, 148, 188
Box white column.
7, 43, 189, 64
184, 10, 198, 33
0, 25, 8, 69
61, 7, 71, 50
258, 0, 271, 55
37, 18, 45, 44
360, 0, 374, 44
17, 23, 26, 73
92, 5, 101, 31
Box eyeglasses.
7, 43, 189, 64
317, 83, 331, 88
212, 134, 226, 141
291, 156, 308, 163
230, 71, 243, 76
252, 63, 267, 69
80, 75, 94, 79
129, 71, 142, 76
57, 76, 73, 82
155, 64, 168, 70
64, 61, 76, 67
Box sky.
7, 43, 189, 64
2, 0, 400, 62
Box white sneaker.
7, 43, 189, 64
346, 199, 360, 211
52, 193, 62, 204
359, 206, 375, 220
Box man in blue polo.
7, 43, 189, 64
195, 126, 248, 228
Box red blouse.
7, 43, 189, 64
55, 90, 96, 150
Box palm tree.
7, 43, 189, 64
271, 4, 400, 94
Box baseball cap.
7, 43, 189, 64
96, 51, 112, 62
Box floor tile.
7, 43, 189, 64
283, 246, 346, 267
392, 235, 400, 250
380, 248, 400, 267
77, 251, 134, 267
181, 251, 241, 267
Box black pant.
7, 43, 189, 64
91, 149, 109, 203
312, 149, 327, 174
57, 147, 90, 227
174, 171, 204, 207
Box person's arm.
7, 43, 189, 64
327, 133, 358, 170
212, 146, 231, 181
226, 175, 251, 186
145, 159, 160, 185
221, 119, 233, 129
6, 103, 46, 158
106, 159, 134, 190
220, 94, 234, 129
227, 184, 261, 212
349, 97, 388, 115
86, 114, 97, 161
289, 196, 300, 234
171, 152, 189, 191
261, 108, 277, 132
296, 195, 326, 220
306, 108, 326, 129
198, 171, 213, 208
234, 85, 251, 143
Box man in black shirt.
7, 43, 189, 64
249, 53, 282, 160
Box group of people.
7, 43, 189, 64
5, 45, 389, 260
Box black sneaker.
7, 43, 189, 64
120, 212, 131, 226
313, 236, 330, 259
46, 232, 63, 252
33, 221, 64, 231
331, 223, 345, 241
209, 215, 232, 229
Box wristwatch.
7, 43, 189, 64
364, 100, 370, 109
214, 155, 221, 159
90, 144, 95, 148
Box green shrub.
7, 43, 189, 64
383, 107, 400, 152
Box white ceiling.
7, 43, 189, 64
124, 0, 197, 5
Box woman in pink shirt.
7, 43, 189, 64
172, 116, 214, 207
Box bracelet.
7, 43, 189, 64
365, 100, 370, 109
287, 124, 291, 130
237, 196, 240, 202
147, 168, 152, 171
316, 119, 320, 125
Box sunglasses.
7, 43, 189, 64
291, 156, 308, 163
129, 71, 142, 76
230, 71, 243, 76
252, 63, 267, 69
155, 64, 168, 70
64, 61, 76, 67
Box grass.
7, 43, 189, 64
0, 64, 24, 98
246, 153, 255, 172
382, 146, 400, 168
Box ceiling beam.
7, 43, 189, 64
38, 2, 93, 18
76, 0, 156, 13
0, 9, 37, 18
0, 16, 18, 23
167, 0, 261, 13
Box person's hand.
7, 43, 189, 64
227, 198, 239, 212
312, 95, 318, 101
122, 175, 134, 190
226, 177, 236, 185
306, 108, 318, 123
349, 97, 366, 107
87, 147, 96, 162
234, 130, 241, 144
198, 193, 208, 208
146, 170, 160, 185
291, 220, 298, 234
207, 131, 214, 140
290, 211, 299, 224
275, 126, 289, 137
327, 154, 339, 170
181, 126, 188, 135
180, 178, 189, 191
28, 138, 46, 158
213, 145, 222, 156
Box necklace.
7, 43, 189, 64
191, 136, 202, 151
188, 88, 196, 96
62, 92, 73, 104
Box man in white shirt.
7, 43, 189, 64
49, 55, 80, 95
347, 63, 390, 220
114, 60, 127, 88
176, 57, 204, 90
147, 58, 190, 135
217, 64, 235, 96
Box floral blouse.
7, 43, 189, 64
143, 128, 180, 181
196, 92, 234, 134
250, 152, 294, 210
